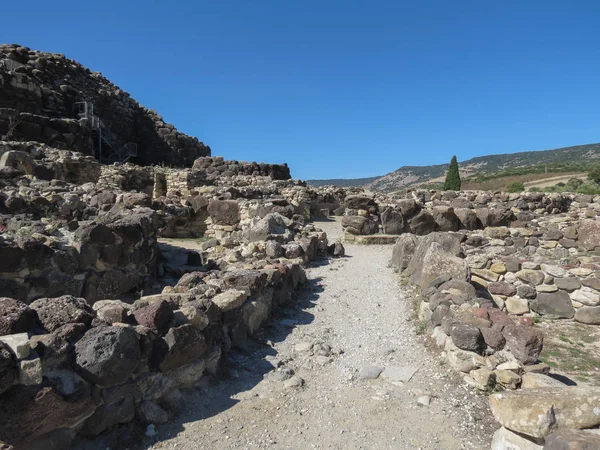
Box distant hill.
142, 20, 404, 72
306, 176, 381, 188
307, 143, 600, 192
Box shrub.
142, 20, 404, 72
588, 167, 600, 184
506, 182, 525, 193
566, 178, 583, 191
576, 181, 600, 195
529, 187, 541, 192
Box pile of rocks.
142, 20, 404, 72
342, 190, 571, 237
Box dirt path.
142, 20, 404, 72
139, 221, 493, 450
523, 173, 587, 189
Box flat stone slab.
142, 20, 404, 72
357, 365, 383, 380
343, 233, 399, 245
380, 365, 419, 385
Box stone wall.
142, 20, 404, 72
0, 141, 100, 184
0, 263, 308, 449
0, 44, 211, 166
0, 208, 160, 304
387, 192, 600, 449
342, 190, 572, 237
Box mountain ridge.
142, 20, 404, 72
306, 142, 600, 192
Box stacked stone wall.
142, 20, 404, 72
0, 44, 211, 166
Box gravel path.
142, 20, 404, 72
139, 220, 494, 450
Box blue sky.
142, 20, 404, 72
2, 1, 600, 179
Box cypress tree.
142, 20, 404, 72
443, 155, 461, 191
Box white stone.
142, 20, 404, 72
431, 326, 447, 347
505, 297, 529, 315
19, 356, 42, 385
569, 268, 594, 277
571, 288, 600, 306
491, 427, 543, 450
540, 264, 568, 278
0, 333, 30, 359
211, 289, 248, 311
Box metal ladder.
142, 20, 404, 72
74, 102, 137, 164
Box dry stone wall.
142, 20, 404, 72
0, 148, 344, 449
382, 187, 600, 449
0, 263, 308, 449
0, 44, 211, 166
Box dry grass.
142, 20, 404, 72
462, 172, 586, 191
538, 321, 600, 386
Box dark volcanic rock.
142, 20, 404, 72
29, 296, 95, 332
0, 342, 17, 395
156, 324, 207, 372
133, 300, 174, 332
0, 384, 97, 449
207, 200, 240, 226
408, 210, 438, 235
0, 297, 38, 336
75, 326, 141, 387
450, 323, 484, 352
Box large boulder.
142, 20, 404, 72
0, 150, 35, 175
75, 326, 141, 387
390, 234, 418, 272
450, 323, 484, 352
29, 296, 95, 333
0, 297, 38, 336
404, 232, 463, 282
531, 291, 575, 319
574, 306, 600, 325
133, 300, 174, 332
488, 388, 600, 438
431, 206, 460, 232
410, 241, 469, 289
0, 384, 97, 449
544, 429, 600, 450
341, 215, 379, 235
380, 207, 404, 234
407, 210, 438, 235
454, 208, 482, 230
207, 200, 240, 226
244, 213, 292, 242
344, 195, 377, 211
577, 219, 600, 251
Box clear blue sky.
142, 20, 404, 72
3, 1, 600, 179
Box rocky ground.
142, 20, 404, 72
80, 219, 494, 450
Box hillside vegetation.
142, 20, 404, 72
307, 143, 600, 192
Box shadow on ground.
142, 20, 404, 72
72, 277, 325, 450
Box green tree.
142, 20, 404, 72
588, 167, 600, 184
443, 155, 461, 191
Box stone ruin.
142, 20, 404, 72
337, 188, 600, 448
0, 44, 210, 166
1, 43, 599, 450
0, 136, 348, 448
